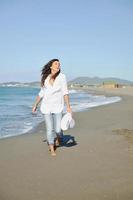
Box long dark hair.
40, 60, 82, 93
40, 58, 61, 87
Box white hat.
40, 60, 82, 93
61, 112, 75, 131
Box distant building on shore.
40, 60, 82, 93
101, 81, 123, 89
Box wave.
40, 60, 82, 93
71, 96, 121, 112
68, 89, 78, 94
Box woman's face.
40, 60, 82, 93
51, 61, 60, 73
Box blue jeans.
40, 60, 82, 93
44, 112, 63, 145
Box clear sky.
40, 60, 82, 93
0, 0, 133, 82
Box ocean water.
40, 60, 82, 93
0, 87, 121, 139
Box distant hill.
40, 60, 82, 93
68, 76, 133, 85
0, 76, 133, 87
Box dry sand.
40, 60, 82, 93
0, 87, 133, 200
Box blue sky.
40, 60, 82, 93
0, 0, 133, 82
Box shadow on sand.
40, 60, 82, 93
43, 133, 77, 149
60, 134, 77, 148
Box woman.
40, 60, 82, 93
32, 59, 72, 156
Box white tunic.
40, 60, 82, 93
38, 72, 69, 114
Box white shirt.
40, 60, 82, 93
38, 72, 69, 114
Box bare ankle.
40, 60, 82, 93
49, 144, 55, 152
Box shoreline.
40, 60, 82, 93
0, 87, 124, 141
0, 87, 133, 200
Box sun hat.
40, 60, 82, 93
61, 112, 75, 131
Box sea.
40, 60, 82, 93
0, 86, 121, 139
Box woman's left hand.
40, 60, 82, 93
67, 107, 73, 116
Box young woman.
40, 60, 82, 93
32, 59, 72, 156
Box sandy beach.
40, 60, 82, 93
0, 87, 133, 200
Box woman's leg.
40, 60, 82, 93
53, 112, 63, 146
44, 113, 56, 156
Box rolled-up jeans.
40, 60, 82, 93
44, 112, 63, 145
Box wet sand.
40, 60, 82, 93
0, 87, 133, 200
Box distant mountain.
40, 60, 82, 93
0, 76, 133, 87
68, 76, 133, 85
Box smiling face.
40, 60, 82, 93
51, 61, 60, 73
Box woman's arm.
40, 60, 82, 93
61, 74, 73, 114
64, 94, 73, 114
32, 95, 42, 113
32, 86, 44, 113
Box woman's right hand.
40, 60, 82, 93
32, 105, 37, 113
